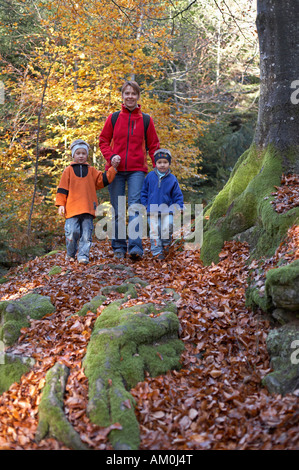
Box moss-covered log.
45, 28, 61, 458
83, 297, 184, 450
35, 362, 87, 450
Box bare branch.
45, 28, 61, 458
27, 51, 58, 236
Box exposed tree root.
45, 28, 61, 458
35, 362, 87, 450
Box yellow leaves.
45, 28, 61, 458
3, 0, 204, 191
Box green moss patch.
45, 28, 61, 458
262, 322, 299, 395
48, 265, 62, 276
201, 144, 299, 265
0, 354, 34, 395
36, 362, 87, 450
83, 299, 184, 450
247, 259, 299, 317
76, 295, 106, 317
265, 259, 299, 312
0, 293, 55, 346
101, 277, 148, 302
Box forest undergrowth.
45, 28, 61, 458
0, 229, 298, 450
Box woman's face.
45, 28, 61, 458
122, 85, 139, 110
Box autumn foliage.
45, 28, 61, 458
270, 174, 299, 214
0, 231, 298, 450
0, 0, 203, 268
0, 1, 298, 452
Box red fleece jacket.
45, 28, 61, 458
55, 162, 116, 219
99, 104, 160, 173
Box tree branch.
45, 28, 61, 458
27, 51, 58, 237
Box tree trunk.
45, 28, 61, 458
201, 0, 299, 266
255, 0, 299, 158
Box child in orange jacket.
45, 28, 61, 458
55, 139, 120, 264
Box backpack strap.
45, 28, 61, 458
111, 111, 121, 128
142, 113, 150, 151
111, 111, 151, 151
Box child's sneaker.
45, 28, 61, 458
78, 258, 89, 265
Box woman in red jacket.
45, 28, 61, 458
99, 80, 160, 260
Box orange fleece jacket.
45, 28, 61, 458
55, 162, 117, 219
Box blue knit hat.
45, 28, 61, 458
154, 148, 172, 164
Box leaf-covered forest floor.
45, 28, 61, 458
0, 230, 298, 451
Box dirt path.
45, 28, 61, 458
0, 239, 298, 450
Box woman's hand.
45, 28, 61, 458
111, 155, 121, 168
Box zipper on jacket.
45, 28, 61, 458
80, 164, 83, 177
156, 168, 170, 188
125, 112, 131, 170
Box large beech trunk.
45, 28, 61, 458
200, 0, 299, 266
255, 0, 299, 162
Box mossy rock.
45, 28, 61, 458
100, 277, 148, 302
48, 266, 62, 276
247, 259, 299, 319
83, 299, 184, 450
42, 250, 61, 258
106, 263, 135, 274
0, 293, 55, 346
201, 144, 299, 265
265, 259, 299, 312
262, 322, 299, 395
0, 353, 34, 395
76, 295, 106, 317
75, 277, 148, 318
245, 282, 272, 314
101, 283, 138, 299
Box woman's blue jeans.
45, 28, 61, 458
65, 214, 94, 261
108, 171, 145, 255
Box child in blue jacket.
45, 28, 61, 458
140, 149, 184, 259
